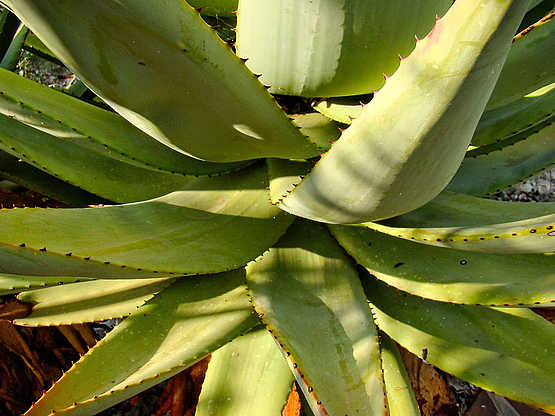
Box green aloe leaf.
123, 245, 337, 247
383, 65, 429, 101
448, 122, 555, 196
528, 0, 545, 11
330, 225, 554, 306
0, 165, 293, 278
275, 0, 530, 224
0, 68, 246, 176
486, 11, 554, 111
15, 278, 175, 326
0, 8, 20, 59
0, 22, 27, 70
196, 328, 294, 416
472, 83, 554, 147
0, 273, 87, 296
246, 220, 385, 416
380, 332, 420, 416
237, 0, 450, 96
520, 1, 554, 30
0, 113, 195, 203
24, 270, 259, 416
365, 277, 555, 414
312, 96, 366, 125
291, 113, 343, 153
4, 0, 317, 162
266, 159, 312, 206
362, 192, 555, 254
0, 149, 106, 206
22, 31, 60, 64
187, 0, 237, 17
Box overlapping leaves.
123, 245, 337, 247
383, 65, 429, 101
0, 0, 553, 415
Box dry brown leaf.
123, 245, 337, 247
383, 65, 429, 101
533, 308, 555, 325
399, 346, 458, 416
0, 298, 32, 320
282, 383, 301, 416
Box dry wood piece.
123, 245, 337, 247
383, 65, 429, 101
0, 297, 32, 320
533, 308, 555, 324
399, 346, 459, 416
148, 355, 211, 416
0, 317, 89, 415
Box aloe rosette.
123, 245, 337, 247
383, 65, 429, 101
0, 0, 553, 415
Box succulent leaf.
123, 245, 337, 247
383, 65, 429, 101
196, 328, 294, 415
0, 7, 20, 59
15, 278, 175, 326
365, 277, 555, 414
266, 158, 313, 206
379, 332, 420, 416
362, 191, 555, 254
3, 0, 318, 162
528, 0, 545, 11
246, 220, 385, 416
0, 165, 293, 277
0, 22, 27, 71
0, 113, 197, 202
237, 0, 451, 96
448, 122, 555, 196
331, 225, 555, 306
291, 113, 344, 152
520, 0, 554, 29
0, 0, 551, 414
187, 0, 238, 17
22, 31, 59, 63
312, 96, 366, 125
0, 273, 87, 296
0, 68, 248, 176
0, 149, 106, 206
473, 83, 554, 147
486, 11, 555, 111
275, 0, 531, 224
24, 270, 258, 416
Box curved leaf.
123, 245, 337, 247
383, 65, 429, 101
331, 225, 555, 306
312, 96, 366, 125
0, 23, 27, 71
246, 220, 385, 416
380, 332, 420, 416
5, 0, 317, 162
0, 273, 87, 296
237, 0, 450, 96
22, 31, 59, 63
0, 68, 246, 175
0, 8, 20, 60
0, 113, 195, 202
365, 277, 555, 414
472, 83, 554, 147
448, 122, 555, 196
528, 0, 545, 11
24, 270, 258, 416
486, 11, 554, 111
364, 192, 555, 254
0, 149, 105, 206
0, 165, 293, 278
196, 328, 294, 416
291, 113, 343, 153
15, 278, 174, 326
275, 0, 529, 224
267, 158, 312, 206
187, 0, 237, 17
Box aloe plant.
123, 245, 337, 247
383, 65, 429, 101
0, 0, 553, 415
